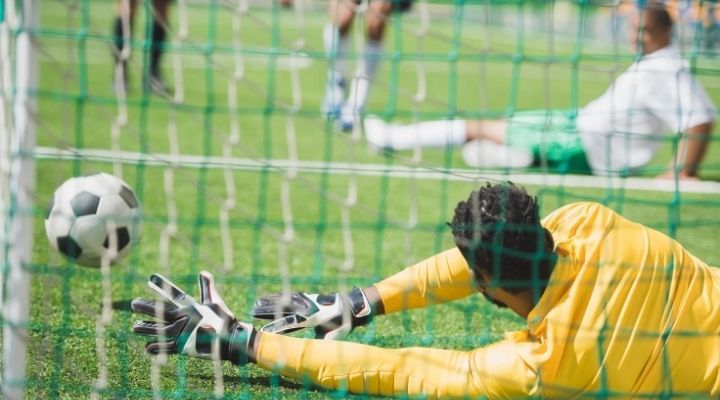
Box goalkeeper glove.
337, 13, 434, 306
131, 271, 256, 365
252, 287, 373, 340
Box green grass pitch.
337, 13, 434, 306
15, 1, 720, 398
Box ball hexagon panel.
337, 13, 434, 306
70, 215, 112, 263
45, 203, 74, 237
97, 194, 132, 222
98, 193, 142, 242
71, 191, 101, 217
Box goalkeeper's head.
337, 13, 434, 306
449, 182, 555, 308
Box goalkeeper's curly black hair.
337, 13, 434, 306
449, 182, 555, 301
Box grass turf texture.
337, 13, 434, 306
11, 1, 720, 398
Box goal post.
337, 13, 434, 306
1, 0, 37, 398
1, 0, 719, 398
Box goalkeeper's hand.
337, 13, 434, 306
131, 271, 256, 365
252, 287, 373, 340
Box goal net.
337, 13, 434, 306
1, 0, 718, 398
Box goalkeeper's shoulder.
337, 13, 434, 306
541, 202, 617, 231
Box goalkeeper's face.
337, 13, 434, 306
480, 289, 508, 309
475, 274, 508, 309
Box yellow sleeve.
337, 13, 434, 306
256, 332, 538, 399
373, 248, 477, 314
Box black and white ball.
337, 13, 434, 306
45, 173, 142, 267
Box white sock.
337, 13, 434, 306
364, 117, 468, 150
323, 23, 350, 82
345, 39, 382, 113
461, 139, 534, 168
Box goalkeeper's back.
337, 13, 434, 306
530, 202, 720, 396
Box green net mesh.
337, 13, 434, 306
1, 0, 719, 398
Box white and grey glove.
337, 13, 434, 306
132, 271, 256, 365
252, 287, 373, 340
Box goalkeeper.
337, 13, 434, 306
132, 182, 720, 398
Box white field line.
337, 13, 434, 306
38, 46, 720, 90
34, 146, 720, 194
39, 46, 316, 71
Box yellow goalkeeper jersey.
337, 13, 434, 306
257, 202, 720, 398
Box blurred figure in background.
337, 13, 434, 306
322, 0, 412, 131
364, 2, 716, 179
111, 0, 172, 96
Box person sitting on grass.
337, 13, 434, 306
363, 2, 716, 178
131, 182, 720, 398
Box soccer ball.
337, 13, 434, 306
45, 173, 142, 267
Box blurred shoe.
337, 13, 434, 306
461, 139, 534, 168
338, 109, 360, 132
338, 104, 358, 132
144, 74, 172, 97
321, 75, 345, 119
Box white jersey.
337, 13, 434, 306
576, 46, 716, 175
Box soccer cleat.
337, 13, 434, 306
338, 104, 358, 132
338, 117, 355, 132
339, 75, 371, 132
321, 75, 346, 119
144, 74, 172, 97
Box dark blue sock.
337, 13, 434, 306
150, 22, 166, 79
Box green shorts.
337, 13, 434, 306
505, 110, 591, 174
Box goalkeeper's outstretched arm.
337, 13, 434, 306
370, 247, 477, 314
133, 271, 534, 399
252, 330, 535, 398
252, 248, 479, 338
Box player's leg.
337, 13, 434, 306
364, 116, 534, 167
465, 111, 588, 171
111, 0, 138, 91
145, 0, 172, 95
322, 0, 357, 117
364, 117, 508, 149
364, 116, 470, 150
339, 0, 393, 130
462, 120, 532, 168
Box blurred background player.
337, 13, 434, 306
322, 0, 412, 131
364, 2, 716, 179
111, 0, 172, 95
